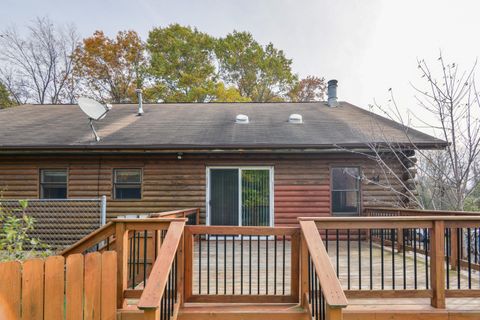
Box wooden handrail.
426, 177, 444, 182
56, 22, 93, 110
137, 220, 186, 312
149, 208, 199, 219
299, 220, 348, 308
364, 207, 480, 216
60, 221, 115, 256
186, 225, 298, 236
299, 216, 480, 230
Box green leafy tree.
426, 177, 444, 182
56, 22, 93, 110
0, 200, 50, 261
0, 82, 16, 108
146, 24, 217, 102
212, 83, 251, 102
215, 31, 297, 102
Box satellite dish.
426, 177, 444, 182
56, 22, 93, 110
77, 97, 112, 142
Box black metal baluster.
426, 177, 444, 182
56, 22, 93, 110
381, 228, 384, 290
249, 235, 252, 295
347, 229, 351, 290
143, 230, 147, 287
266, 235, 269, 294
133, 231, 137, 288
336, 229, 340, 276
468, 228, 472, 289
424, 228, 429, 289
403, 229, 407, 289
258, 235, 260, 295
224, 235, 227, 294
129, 233, 134, 288
283, 235, 286, 295
241, 235, 244, 295
446, 228, 450, 290
216, 235, 218, 294
475, 228, 478, 264
136, 231, 140, 278
232, 235, 235, 295
358, 229, 361, 290
310, 259, 315, 317
274, 235, 277, 295
391, 228, 395, 290
457, 228, 461, 289
207, 234, 210, 294
199, 234, 202, 294
369, 229, 373, 290
414, 228, 418, 289
314, 269, 319, 320
326, 229, 329, 252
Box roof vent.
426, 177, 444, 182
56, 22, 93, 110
235, 114, 249, 124
288, 114, 303, 124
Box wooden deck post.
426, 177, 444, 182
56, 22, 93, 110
115, 222, 129, 309
177, 231, 185, 306
290, 231, 300, 302
300, 235, 309, 308
430, 220, 446, 309
143, 308, 159, 320
326, 306, 342, 320
184, 226, 194, 302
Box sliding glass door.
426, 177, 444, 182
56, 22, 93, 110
208, 167, 273, 227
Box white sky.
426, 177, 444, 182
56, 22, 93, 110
1, 0, 479, 133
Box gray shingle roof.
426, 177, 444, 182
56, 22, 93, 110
0, 102, 446, 150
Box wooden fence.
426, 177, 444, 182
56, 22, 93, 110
0, 251, 117, 320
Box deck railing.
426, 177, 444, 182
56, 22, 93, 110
61, 208, 197, 309
183, 225, 300, 303
301, 214, 480, 309
365, 207, 480, 288
299, 220, 348, 320
138, 220, 186, 320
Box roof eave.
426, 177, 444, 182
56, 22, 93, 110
0, 141, 448, 155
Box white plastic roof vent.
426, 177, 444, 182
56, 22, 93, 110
235, 114, 249, 124
288, 114, 303, 124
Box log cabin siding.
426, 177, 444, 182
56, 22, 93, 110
0, 153, 407, 226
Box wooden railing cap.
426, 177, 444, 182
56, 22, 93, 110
299, 220, 348, 308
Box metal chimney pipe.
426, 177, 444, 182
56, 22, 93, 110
327, 79, 338, 107
135, 88, 144, 116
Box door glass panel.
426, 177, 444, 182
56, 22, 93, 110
210, 169, 239, 225
241, 169, 270, 226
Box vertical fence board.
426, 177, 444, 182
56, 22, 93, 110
66, 254, 84, 320
84, 252, 102, 320
22, 258, 45, 320
101, 251, 117, 320
0, 261, 21, 320
44, 256, 66, 320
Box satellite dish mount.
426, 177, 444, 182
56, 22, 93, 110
77, 97, 112, 142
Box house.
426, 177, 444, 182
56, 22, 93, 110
5, 83, 480, 320
0, 81, 445, 227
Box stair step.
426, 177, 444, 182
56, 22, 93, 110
179, 303, 309, 320
117, 308, 143, 320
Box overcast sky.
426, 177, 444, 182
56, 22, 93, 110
1, 0, 478, 131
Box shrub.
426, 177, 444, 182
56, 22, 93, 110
0, 199, 50, 261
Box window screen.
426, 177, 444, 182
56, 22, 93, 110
40, 169, 68, 199
331, 167, 360, 215
114, 169, 142, 200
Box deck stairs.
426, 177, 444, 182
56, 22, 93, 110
118, 302, 310, 320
